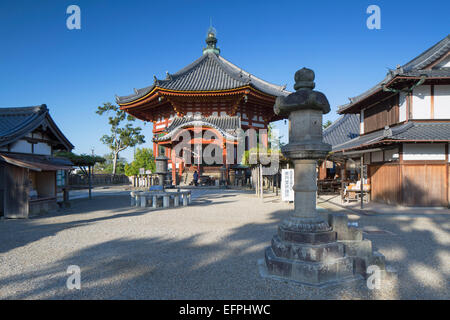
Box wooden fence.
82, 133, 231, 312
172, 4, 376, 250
69, 174, 130, 186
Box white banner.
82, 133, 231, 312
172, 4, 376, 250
281, 169, 294, 202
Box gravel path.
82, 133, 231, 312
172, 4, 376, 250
0, 190, 448, 299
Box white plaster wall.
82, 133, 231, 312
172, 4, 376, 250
403, 143, 446, 161
34, 142, 52, 155
360, 109, 365, 134
434, 85, 450, 119
399, 92, 407, 122
412, 85, 431, 119
10, 139, 32, 153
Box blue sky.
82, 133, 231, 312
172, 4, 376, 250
0, 0, 449, 161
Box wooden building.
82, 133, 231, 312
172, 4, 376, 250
116, 28, 289, 185
0, 105, 74, 218
330, 35, 450, 207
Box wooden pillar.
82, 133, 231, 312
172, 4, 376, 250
341, 160, 347, 204
88, 165, 92, 200
399, 143, 404, 205
446, 143, 449, 208
360, 155, 364, 209
260, 163, 263, 200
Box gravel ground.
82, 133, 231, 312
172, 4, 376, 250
0, 189, 448, 299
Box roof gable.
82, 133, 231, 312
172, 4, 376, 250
0, 105, 74, 150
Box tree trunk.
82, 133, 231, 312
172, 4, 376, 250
112, 152, 118, 176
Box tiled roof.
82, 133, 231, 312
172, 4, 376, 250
332, 122, 450, 152
338, 35, 450, 113
0, 105, 74, 150
154, 115, 241, 142
116, 52, 290, 104
323, 114, 360, 147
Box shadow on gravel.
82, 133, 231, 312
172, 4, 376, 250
0, 191, 448, 299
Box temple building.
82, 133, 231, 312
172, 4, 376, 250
117, 28, 290, 185
330, 35, 450, 207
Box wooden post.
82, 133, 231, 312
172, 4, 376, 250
88, 165, 92, 200
341, 160, 347, 204
260, 164, 263, 200
360, 155, 364, 209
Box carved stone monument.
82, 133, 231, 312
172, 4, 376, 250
263, 68, 387, 287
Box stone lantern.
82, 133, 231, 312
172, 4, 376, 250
264, 68, 356, 286
155, 155, 168, 187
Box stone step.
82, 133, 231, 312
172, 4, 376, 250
271, 235, 345, 262
265, 247, 355, 286
278, 226, 337, 244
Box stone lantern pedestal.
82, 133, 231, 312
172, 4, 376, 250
155, 155, 168, 187
263, 68, 387, 287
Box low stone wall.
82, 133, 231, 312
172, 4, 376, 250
130, 190, 191, 209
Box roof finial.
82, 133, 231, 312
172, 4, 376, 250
203, 23, 220, 55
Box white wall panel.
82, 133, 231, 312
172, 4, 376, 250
10, 139, 32, 153
34, 142, 52, 155
412, 85, 431, 119
434, 85, 450, 119
403, 143, 445, 161
399, 92, 407, 122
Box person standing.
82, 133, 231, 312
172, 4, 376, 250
193, 170, 199, 186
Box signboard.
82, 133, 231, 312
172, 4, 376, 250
281, 169, 294, 202
139, 168, 145, 175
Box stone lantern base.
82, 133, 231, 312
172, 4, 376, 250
261, 211, 388, 287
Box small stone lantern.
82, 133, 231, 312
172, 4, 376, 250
155, 155, 168, 187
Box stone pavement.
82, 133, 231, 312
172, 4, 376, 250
0, 190, 448, 299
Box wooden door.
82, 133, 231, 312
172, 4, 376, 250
4, 165, 29, 218
369, 164, 401, 205
402, 164, 447, 207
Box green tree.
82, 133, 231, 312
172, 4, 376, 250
323, 120, 333, 129
124, 148, 156, 176
96, 102, 145, 175
94, 153, 127, 174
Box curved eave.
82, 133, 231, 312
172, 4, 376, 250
118, 85, 277, 109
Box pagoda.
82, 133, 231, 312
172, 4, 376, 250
116, 27, 290, 185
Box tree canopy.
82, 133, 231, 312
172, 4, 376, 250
323, 120, 333, 129
94, 153, 127, 174
96, 102, 145, 175
124, 148, 156, 176
55, 151, 105, 167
